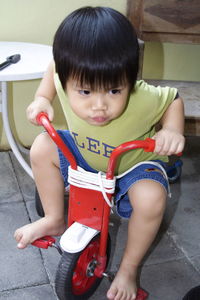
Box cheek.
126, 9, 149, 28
71, 102, 82, 115
114, 99, 127, 115
69, 98, 88, 118
68, 97, 78, 113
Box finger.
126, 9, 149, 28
167, 136, 185, 155
48, 108, 54, 122
26, 108, 37, 125
174, 141, 185, 155
154, 136, 165, 154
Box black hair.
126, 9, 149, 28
53, 6, 139, 91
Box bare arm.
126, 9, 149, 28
153, 97, 185, 155
26, 61, 56, 125
35, 60, 56, 101
161, 97, 184, 135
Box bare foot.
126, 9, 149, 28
14, 217, 66, 249
107, 265, 137, 300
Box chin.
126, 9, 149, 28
88, 119, 111, 126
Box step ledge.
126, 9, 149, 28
146, 80, 200, 119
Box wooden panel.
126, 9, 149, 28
127, 0, 144, 36
185, 119, 200, 136
127, 0, 200, 43
141, 32, 200, 43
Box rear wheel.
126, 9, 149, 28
166, 159, 183, 184
55, 234, 111, 300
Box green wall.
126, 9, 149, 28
0, 0, 199, 149
143, 42, 200, 81
0, 0, 126, 45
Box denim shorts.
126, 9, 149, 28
57, 130, 169, 219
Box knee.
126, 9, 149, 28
30, 133, 55, 167
147, 184, 166, 217
129, 180, 167, 217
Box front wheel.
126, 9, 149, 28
55, 234, 111, 300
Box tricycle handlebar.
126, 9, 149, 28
106, 138, 155, 179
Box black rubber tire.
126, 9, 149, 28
167, 165, 182, 184
35, 188, 44, 217
183, 285, 200, 300
55, 234, 111, 300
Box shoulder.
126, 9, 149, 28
132, 80, 177, 101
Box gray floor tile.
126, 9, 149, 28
141, 258, 200, 300
0, 202, 49, 292
0, 285, 57, 300
9, 151, 35, 202
0, 152, 22, 203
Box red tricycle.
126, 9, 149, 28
32, 112, 181, 300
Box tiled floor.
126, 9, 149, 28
0, 136, 200, 300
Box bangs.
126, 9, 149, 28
53, 6, 139, 91
63, 55, 129, 91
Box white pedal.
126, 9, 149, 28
60, 222, 99, 253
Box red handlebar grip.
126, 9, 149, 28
143, 138, 155, 152
36, 112, 48, 125
177, 152, 182, 156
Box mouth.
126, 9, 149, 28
90, 116, 109, 125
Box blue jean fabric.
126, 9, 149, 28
57, 130, 169, 219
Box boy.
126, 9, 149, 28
15, 7, 185, 300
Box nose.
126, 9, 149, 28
92, 94, 107, 111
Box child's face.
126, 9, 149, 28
66, 78, 129, 126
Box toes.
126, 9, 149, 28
107, 287, 125, 300
14, 229, 23, 242
17, 240, 28, 249
115, 291, 124, 300
14, 229, 29, 249
130, 291, 137, 300
107, 286, 137, 300
107, 287, 118, 300
107, 291, 115, 299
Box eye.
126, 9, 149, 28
109, 89, 121, 95
79, 89, 90, 96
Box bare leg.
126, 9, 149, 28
107, 180, 166, 300
14, 132, 66, 249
